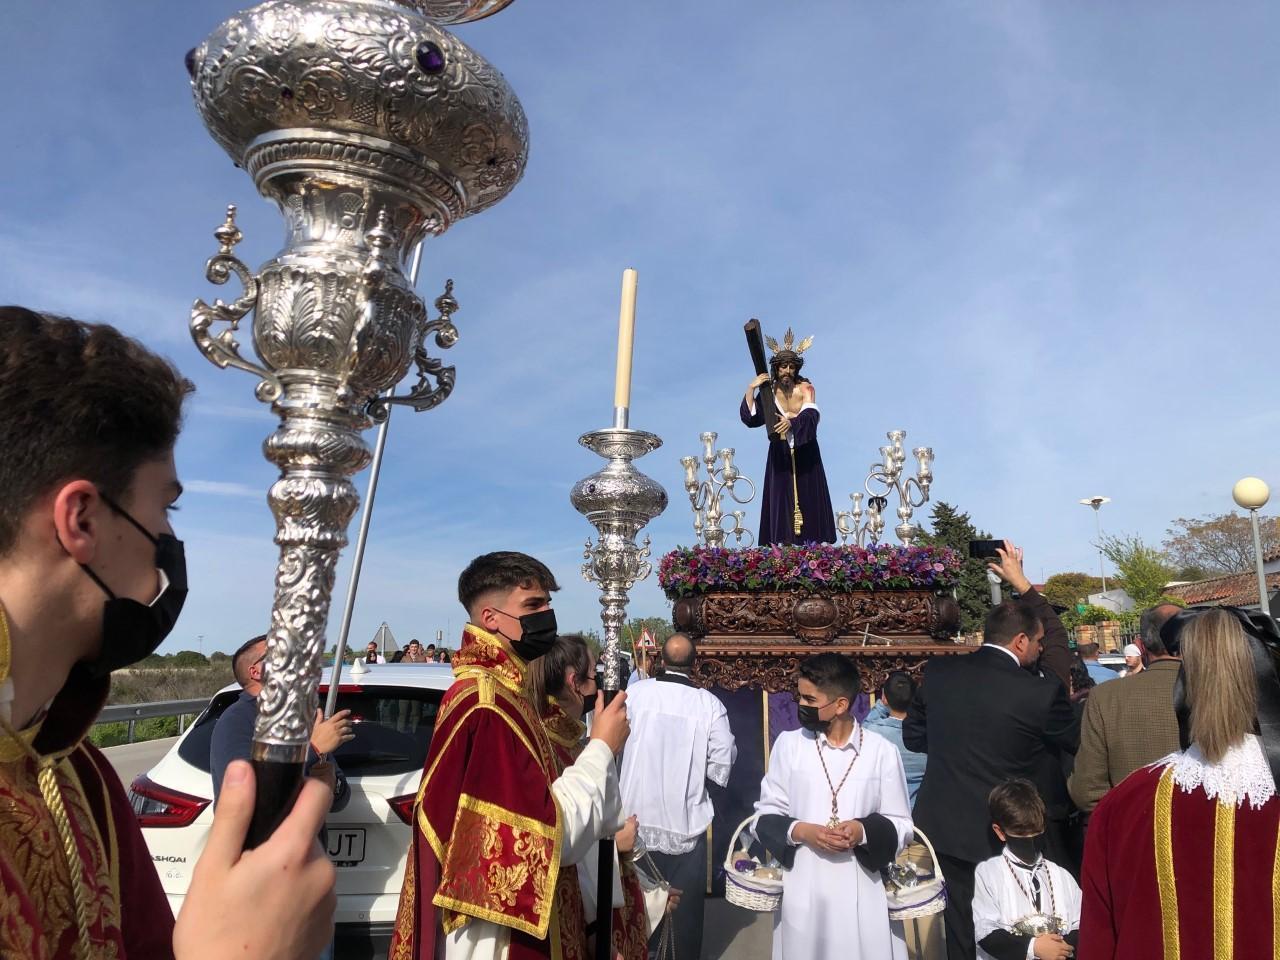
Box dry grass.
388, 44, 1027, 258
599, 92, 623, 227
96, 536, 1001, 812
92, 665, 235, 748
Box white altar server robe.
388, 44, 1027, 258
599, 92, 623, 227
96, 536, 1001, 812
973, 853, 1080, 960
755, 725, 912, 960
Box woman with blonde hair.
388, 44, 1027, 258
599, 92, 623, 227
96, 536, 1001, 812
530, 635, 676, 959
1079, 607, 1280, 958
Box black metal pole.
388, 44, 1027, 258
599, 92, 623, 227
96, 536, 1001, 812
593, 675, 620, 960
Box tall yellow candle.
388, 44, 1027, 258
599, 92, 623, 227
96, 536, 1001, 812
613, 267, 638, 411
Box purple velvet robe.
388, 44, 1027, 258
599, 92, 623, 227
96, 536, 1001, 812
739, 395, 836, 545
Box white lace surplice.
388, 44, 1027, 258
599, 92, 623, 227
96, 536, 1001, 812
1158, 733, 1276, 809
754, 726, 912, 960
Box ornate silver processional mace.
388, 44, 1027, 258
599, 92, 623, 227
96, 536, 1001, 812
570, 276, 668, 959
186, 0, 527, 845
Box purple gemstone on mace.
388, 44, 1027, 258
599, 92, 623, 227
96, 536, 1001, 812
415, 41, 445, 75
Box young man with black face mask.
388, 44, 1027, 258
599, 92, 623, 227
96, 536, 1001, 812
752, 652, 913, 960
391, 551, 632, 960
0, 307, 337, 960
972, 779, 1080, 960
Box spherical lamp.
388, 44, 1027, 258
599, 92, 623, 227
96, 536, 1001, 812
1233, 477, 1271, 511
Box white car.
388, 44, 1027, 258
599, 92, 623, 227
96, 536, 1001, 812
128, 662, 455, 958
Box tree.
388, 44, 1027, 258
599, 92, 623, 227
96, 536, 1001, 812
170, 650, 210, 668
1099, 534, 1178, 608
622, 616, 674, 654
920, 501, 993, 634
1040, 572, 1104, 611
1163, 512, 1280, 576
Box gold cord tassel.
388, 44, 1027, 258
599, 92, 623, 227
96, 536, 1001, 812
39, 762, 95, 960
0, 717, 94, 960
790, 443, 804, 537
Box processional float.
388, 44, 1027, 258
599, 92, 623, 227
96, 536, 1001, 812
185, 0, 527, 844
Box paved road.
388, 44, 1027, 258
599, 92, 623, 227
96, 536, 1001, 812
102, 739, 771, 960
104, 736, 176, 788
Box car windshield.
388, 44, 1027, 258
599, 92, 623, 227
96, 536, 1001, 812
177, 685, 443, 777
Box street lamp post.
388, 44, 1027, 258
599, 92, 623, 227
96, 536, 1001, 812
1079, 496, 1111, 596
1233, 477, 1272, 617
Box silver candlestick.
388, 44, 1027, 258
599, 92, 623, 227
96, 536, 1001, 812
570, 429, 668, 690
185, 0, 527, 843
681, 431, 755, 547
837, 429, 934, 546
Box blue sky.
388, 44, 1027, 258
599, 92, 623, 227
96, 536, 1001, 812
4, 2, 1280, 655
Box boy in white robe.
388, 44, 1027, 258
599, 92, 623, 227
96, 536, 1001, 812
973, 778, 1081, 960
753, 653, 913, 959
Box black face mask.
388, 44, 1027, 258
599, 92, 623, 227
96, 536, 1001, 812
578, 683, 596, 720
495, 607, 558, 662
1004, 833, 1045, 865
78, 496, 188, 679
797, 703, 831, 733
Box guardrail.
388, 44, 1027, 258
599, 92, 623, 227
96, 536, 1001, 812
95, 699, 210, 744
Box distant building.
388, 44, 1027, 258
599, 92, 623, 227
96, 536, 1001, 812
1164, 570, 1280, 616
1087, 589, 1135, 613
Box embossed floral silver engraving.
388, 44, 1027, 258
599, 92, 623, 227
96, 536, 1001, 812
186, 0, 522, 772
570, 429, 669, 689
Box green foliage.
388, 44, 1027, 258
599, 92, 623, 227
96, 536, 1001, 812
919, 502, 994, 634
623, 617, 674, 654
1099, 534, 1178, 608
209, 651, 229, 664
1074, 605, 1120, 626
89, 716, 183, 748
170, 650, 210, 668
1041, 572, 1104, 611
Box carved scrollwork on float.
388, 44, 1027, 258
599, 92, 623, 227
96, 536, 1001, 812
690, 646, 967, 694
673, 589, 947, 643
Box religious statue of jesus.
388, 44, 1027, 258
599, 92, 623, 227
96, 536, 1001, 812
739, 327, 836, 545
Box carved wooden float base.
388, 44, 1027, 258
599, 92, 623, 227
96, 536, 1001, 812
670, 589, 968, 693
689, 643, 969, 694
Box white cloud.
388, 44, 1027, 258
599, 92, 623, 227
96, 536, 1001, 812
183, 480, 263, 499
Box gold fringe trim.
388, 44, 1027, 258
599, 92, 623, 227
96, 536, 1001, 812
1155, 767, 1180, 960
1213, 800, 1235, 960
1272, 816, 1280, 960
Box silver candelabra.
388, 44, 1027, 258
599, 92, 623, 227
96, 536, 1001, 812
680, 431, 755, 547
185, 0, 527, 843
570, 429, 668, 690
836, 430, 934, 547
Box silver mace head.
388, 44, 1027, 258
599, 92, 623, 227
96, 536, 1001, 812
184, 0, 526, 841
570, 429, 669, 691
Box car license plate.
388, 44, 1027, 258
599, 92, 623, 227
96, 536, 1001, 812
327, 828, 366, 866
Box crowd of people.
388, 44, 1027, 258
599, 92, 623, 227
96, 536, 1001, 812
3, 304, 1280, 960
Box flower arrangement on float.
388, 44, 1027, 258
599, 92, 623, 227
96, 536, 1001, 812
658, 542, 963, 599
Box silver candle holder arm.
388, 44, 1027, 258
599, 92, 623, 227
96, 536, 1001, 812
186, 0, 527, 845
570, 429, 668, 691
836, 430, 934, 546
681, 431, 755, 548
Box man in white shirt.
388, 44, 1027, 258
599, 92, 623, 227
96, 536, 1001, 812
620, 634, 737, 959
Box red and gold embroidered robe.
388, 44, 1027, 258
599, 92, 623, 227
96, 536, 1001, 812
391, 626, 588, 960
1079, 762, 1280, 959
542, 702, 650, 960
0, 666, 175, 959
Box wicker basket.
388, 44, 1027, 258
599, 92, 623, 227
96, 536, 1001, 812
723, 815, 784, 912
885, 827, 947, 920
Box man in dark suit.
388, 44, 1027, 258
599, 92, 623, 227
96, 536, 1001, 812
904, 542, 1079, 960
